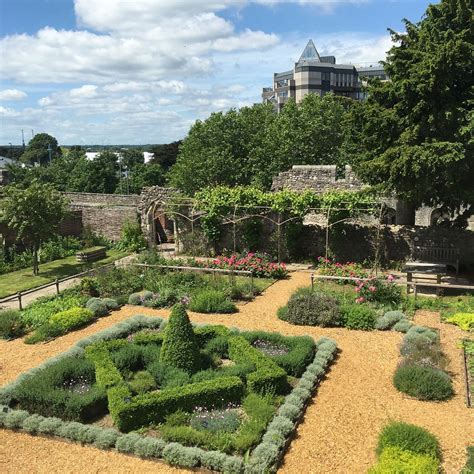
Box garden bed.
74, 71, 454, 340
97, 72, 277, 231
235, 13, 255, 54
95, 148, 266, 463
0, 312, 337, 473
463, 339, 474, 408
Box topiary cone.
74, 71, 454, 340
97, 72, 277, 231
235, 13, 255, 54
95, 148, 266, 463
160, 303, 199, 373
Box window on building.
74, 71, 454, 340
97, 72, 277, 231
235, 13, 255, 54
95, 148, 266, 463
322, 72, 330, 81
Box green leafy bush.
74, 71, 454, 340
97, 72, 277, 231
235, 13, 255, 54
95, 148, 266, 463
341, 303, 377, 330
95, 267, 144, 297
111, 344, 144, 373
21, 292, 87, 329
446, 312, 474, 331
148, 361, 190, 388
375, 311, 405, 330
282, 291, 342, 327
24, 322, 62, 344
49, 307, 95, 332
80, 277, 100, 297
190, 407, 241, 433
109, 376, 244, 432
129, 371, 157, 394
0, 309, 25, 339
160, 304, 200, 373
189, 289, 237, 314
13, 357, 107, 421
393, 319, 412, 333
228, 336, 288, 395
241, 331, 315, 377
376, 421, 440, 458
369, 446, 439, 474
116, 219, 147, 252
128, 290, 154, 306
393, 364, 453, 400
86, 298, 109, 317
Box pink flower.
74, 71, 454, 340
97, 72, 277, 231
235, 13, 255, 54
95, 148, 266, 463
355, 287, 360, 293
355, 296, 365, 303
387, 274, 395, 282
369, 286, 376, 292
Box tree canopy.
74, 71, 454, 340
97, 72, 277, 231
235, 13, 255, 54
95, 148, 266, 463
169, 95, 355, 194
20, 133, 61, 165
352, 0, 473, 213
1, 182, 70, 275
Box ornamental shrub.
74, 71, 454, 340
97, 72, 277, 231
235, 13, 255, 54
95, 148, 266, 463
375, 311, 405, 330
111, 344, 144, 373
341, 303, 377, 330
14, 356, 107, 421
86, 298, 109, 317
129, 370, 157, 394
148, 361, 191, 388
283, 292, 343, 327
393, 364, 453, 400
24, 322, 63, 344
80, 277, 100, 297
0, 309, 25, 339
376, 421, 440, 458
393, 319, 412, 333
446, 312, 474, 331
93, 428, 120, 449
160, 304, 200, 373
369, 446, 439, 474
49, 307, 95, 332
189, 289, 237, 314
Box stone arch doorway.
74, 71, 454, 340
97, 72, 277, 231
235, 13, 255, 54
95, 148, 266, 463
148, 201, 175, 246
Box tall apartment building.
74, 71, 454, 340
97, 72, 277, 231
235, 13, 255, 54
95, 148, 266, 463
262, 40, 386, 110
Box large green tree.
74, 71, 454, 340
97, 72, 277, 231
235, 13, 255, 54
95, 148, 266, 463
353, 0, 473, 215
1, 182, 69, 275
20, 133, 61, 165
170, 95, 353, 194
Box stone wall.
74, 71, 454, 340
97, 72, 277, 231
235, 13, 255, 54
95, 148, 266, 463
271, 165, 364, 193
65, 192, 141, 207
81, 207, 138, 241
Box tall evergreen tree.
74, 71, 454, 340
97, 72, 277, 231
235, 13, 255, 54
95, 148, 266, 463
353, 0, 473, 216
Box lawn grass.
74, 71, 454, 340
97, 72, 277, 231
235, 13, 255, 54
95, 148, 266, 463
0, 249, 128, 298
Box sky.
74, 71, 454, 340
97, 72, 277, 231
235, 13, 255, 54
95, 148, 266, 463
0, 0, 434, 146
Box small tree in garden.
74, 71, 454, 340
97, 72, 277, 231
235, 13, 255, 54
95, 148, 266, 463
1, 181, 69, 275
117, 219, 147, 252
160, 303, 199, 373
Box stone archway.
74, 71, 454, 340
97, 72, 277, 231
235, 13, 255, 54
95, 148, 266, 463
138, 186, 177, 247
430, 208, 451, 227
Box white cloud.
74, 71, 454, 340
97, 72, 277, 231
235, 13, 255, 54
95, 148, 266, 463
0, 89, 27, 101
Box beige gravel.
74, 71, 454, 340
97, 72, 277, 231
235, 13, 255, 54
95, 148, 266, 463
0, 272, 472, 473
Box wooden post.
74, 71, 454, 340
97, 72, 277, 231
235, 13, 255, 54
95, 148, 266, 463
310, 273, 314, 292
18, 291, 22, 311
413, 284, 418, 302
55, 279, 60, 294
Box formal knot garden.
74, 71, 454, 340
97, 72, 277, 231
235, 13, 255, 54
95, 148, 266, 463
0, 251, 472, 472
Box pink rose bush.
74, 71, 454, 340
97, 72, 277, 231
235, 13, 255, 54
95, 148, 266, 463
354, 275, 401, 305
197, 252, 288, 279
316, 256, 369, 280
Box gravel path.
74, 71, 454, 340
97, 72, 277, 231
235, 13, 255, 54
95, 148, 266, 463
0, 272, 472, 473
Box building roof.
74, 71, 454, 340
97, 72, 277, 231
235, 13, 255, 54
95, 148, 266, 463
298, 39, 321, 64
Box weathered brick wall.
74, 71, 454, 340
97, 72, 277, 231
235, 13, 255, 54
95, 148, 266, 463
81, 207, 138, 241
65, 192, 141, 207
58, 210, 83, 237
271, 165, 364, 192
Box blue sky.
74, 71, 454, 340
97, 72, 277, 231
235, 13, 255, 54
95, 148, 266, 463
0, 0, 434, 145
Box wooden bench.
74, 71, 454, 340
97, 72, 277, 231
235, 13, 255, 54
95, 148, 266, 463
411, 245, 460, 274
76, 247, 107, 263
404, 262, 447, 294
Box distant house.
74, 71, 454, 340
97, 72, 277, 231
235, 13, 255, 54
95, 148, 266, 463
0, 156, 16, 185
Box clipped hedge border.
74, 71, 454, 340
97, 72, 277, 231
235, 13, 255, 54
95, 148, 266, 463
0, 316, 337, 473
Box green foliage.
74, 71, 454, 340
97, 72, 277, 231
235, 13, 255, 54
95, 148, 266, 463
148, 362, 190, 388
13, 356, 107, 421
393, 364, 453, 401
341, 303, 377, 330
369, 447, 439, 474
49, 307, 95, 332
109, 376, 244, 432
463, 446, 474, 474
0, 309, 25, 339
353, 0, 473, 212
160, 304, 200, 373
111, 344, 144, 373
80, 277, 100, 297
393, 319, 412, 333
445, 312, 474, 331
376, 310, 405, 330
86, 298, 109, 317
188, 289, 237, 314
228, 335, 288, 395
129, 371, 157, 395
94, 267, 144, 297
21, 290, 87, 329
283, 291, 343, 327
376, 421, 440, 458
190, 407, 241, 433
2, 181, 70, 275
116, 219, 147, 253
241, 331, 315, 377
170, 94, 360, 194
20, 133, 61, 165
